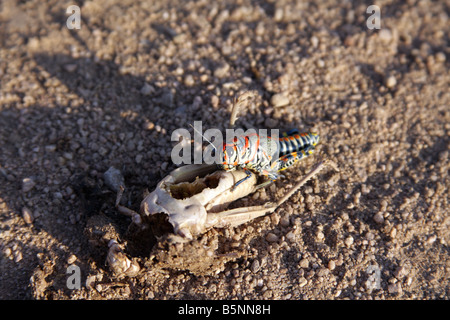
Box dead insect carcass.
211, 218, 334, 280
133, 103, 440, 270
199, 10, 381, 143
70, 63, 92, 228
116, 161, 334, 243
109, 161, 333, 276
141, 164, 265, 241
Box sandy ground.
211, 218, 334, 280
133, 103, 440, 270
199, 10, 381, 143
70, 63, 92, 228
0, 0, 448, 300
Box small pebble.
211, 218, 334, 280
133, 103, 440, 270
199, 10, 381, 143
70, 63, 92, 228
242, 76, 252, 84
298, 277, 308, 287
326, 174, 339, 187
211, 95, 219, 108
104, 167, 125, 193
388, 283, 402, 294
394, 266, 406, 279
270, 93, 290, 108
328, 260, 336, 271
63, 152, 73, 160
406, 277, 413, 286
15, 251, 23, 262
22, 177, 36, 193
426, 234, 437, 245
230, 241, 240, 248
140, 83, 155, 95
45, 145, 56, 152
143, 120, 155, 130
22, 207, 34, 224
159, 90, 173, 107
378, 29, 393, 42
184, 74, 195, 86
214, 64, 229, 78
67, 254, 77, 264
64, 64, 77, 72
316, 59, 325, 68
285, 231, 296, 242
264, 118, 278, 127
175, 67, 184, 75
344, 235, 354, 247
390, 228, 397, 238
251, 260, 260, 273
274, 8, 284, 21
435, 52, 446, 63
316, 231, 325, 241
280, 216, 290, 227
310, 36, 319, 48
255, 22, 265, 36
353, 192, 361, 206
361, 184, 370, 194
385, 75, 397, 88
4, 247, 12, 258
270, 213, 280, 225
266, 232, 278, 243
317, 268, 329, 277
299, 258, 309, 269
373, 212, 384, 224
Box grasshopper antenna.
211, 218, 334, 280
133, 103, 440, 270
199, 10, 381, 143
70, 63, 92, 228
188, 123, 217, 151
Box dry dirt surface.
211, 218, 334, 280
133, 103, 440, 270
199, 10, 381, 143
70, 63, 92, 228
0, 0, 448, 300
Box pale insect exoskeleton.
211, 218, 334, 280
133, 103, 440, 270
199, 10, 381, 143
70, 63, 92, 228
106, 91, 338, 276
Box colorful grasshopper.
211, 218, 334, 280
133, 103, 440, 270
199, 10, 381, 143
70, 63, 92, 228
219, 129, 319, 188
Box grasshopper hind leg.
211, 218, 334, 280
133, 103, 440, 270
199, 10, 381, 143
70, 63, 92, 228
274, 145, 316, 172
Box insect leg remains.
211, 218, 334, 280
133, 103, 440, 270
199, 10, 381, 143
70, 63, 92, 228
210, 160, 338, 228
115, 185, 142, 225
